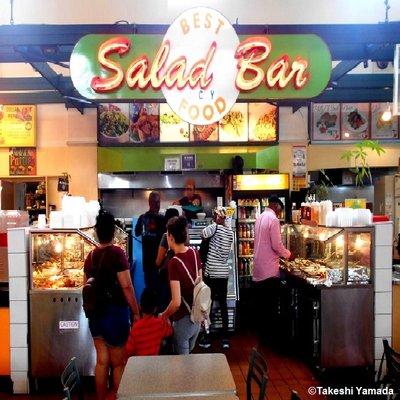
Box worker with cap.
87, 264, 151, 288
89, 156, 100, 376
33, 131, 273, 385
174, 179, 203, 221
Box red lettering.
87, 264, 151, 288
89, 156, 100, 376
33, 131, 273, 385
235, 37, 271, 91
91, 37, 130, 92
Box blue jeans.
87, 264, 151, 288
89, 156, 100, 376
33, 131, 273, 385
172, 315, 200, 354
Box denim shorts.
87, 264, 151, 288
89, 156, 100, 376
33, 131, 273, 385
89, 305, 130, 347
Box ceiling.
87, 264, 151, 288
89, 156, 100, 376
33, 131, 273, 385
0, 22, 398, 112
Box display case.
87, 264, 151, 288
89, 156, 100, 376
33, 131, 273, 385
30, 227, 128, 290
281, 224, 373, 286
29, 227, 128, 378
273, 224, 374, 370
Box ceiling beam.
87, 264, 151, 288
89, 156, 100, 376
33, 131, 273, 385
29, 61, 88, 113
0, 22, 398, 62
330, 60, 363, 84
0, 77, 73, 91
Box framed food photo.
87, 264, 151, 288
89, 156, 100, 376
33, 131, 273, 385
219, 103, 248, 142
159, 104, 189, 143
248, 103, 277, 142
341, 103, 370, 140
98, 103, 130, 146
190, 123, 218, 142
311, 103, 340, 141
370, 103, 399, 139
129, 103, 160, 143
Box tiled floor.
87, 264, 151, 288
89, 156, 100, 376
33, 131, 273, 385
2, 328, 325, 400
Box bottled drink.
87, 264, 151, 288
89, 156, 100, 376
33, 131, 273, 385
251, 225, 255, 238
239, 242, 243, 255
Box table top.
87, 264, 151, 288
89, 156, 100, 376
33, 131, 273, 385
118, 353, 236, 398
121, 396, 239, 400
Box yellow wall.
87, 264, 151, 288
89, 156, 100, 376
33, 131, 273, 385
0, 104, 98, 207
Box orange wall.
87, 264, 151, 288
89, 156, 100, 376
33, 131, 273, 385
0, 308, 10, 375
0, 105, 98, 205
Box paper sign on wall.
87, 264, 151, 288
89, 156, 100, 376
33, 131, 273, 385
0, 105, 36, 147
181, 154, 196, 170
164, 157, 181, 171
292, 146, 307, 177
9, 147, 36, 175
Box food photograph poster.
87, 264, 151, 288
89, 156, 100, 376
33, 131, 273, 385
370, 103, 399, 139
159, 104, 189, 143
341, 103, 370, 140
248, 103, 277, 142
218, 103, 248, 142
97, 102, 279, 146
311, 103, 340, 141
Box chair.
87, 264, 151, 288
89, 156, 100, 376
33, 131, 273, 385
61, 357, 83, 400
291, 390, 302, 400
377, 339, 400, 396
246, 347, 268, 400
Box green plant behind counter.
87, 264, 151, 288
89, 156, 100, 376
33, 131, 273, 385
340, 140, 385, 186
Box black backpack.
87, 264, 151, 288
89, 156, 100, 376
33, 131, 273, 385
82, 250, 117, 318
199, 226, 217, 265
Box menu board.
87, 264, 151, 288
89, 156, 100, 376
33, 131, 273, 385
159, 104, 189, 143
219, 104, 248, 142
190, 123, 218, 142
341, 103, 370, 140
9, 147, 36, 175
98, 103, 130, 146
0, 105, 36, 147
371, 103, 398, 139
248, 103, 277, 142
97, 102, 278, 146
311, 103, 340, 141
129, 103, 160, 143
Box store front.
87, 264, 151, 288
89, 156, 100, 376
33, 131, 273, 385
1, 3, 400, 396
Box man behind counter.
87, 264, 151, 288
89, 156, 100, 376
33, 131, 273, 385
174, 179, 202, 221
252, 196, 291, 345
135, 191, 165, 291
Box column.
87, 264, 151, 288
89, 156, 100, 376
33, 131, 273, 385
8, 227, 29, 394
374, 222, 393, 376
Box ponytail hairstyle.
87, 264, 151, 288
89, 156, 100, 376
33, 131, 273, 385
95, 210, 115, 244
167, 215, 188, 244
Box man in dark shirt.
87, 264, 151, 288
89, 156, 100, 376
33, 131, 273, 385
135, 191, 165, 290
174, 179, 203, 221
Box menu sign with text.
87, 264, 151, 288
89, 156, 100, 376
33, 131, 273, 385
0, 105, 36, 147
9, 147, 37, 175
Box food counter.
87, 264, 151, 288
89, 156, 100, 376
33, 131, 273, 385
275, 225, 374, 370
29, 227, 127, 378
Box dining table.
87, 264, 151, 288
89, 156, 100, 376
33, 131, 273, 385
118, 353, 237, 399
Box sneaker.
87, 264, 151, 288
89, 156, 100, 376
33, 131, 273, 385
221, 339, 230, 349
198, 335, 211, 349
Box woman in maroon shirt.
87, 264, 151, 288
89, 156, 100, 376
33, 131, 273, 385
161, 216, 202, 354
84, 211, 140, 400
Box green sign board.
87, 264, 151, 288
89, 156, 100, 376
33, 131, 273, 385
70, 34, 331, 101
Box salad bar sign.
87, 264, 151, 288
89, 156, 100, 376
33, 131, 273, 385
70, 7, 331, 125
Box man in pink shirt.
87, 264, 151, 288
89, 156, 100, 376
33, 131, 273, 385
252, 196, 291, 345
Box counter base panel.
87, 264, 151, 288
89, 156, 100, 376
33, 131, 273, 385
29, 291, 95, 377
